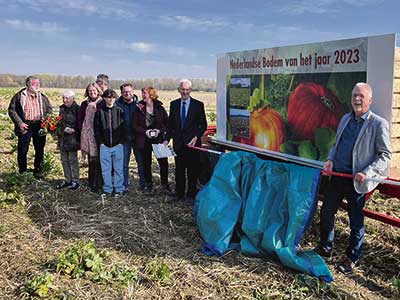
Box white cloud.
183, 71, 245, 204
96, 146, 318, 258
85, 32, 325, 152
279, 0, 381, 15
343, 0, 383, 6
142, 60, 210, 72
5, 19, 68, 33
78, 54, 95, 62
6, 0, 138, 19
251, 24, 346, 48
127, 42, 157, 53
159, 15, 229, 31
101, 39, 196, 57
166, 46, 196, 57
278, 0, 338, 15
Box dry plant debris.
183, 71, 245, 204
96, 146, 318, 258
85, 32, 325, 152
0, 104, 399, 299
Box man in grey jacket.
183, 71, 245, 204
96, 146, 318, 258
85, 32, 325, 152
316, 82, 391, 274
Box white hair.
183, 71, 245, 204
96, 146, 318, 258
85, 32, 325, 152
62, 90, 75, 99
354, 82, 372, 98
178, 78, 192, 88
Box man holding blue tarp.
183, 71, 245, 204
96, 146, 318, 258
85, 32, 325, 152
316, 82, 392, 274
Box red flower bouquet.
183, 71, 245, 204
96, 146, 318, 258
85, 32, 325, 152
40, 115, 62, 138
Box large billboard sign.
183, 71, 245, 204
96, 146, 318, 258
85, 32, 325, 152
216, 34, 396, 167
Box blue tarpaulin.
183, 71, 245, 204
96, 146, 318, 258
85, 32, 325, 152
194, 151, 333, 282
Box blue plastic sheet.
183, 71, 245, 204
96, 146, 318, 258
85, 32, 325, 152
195, 151, 333, 282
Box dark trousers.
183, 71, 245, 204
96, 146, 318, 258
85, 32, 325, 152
88, 155, 103, 192
17, 122, 46, 174
175, 147, 200, 198
139, 139, 169, 187
319, 176, 366, 263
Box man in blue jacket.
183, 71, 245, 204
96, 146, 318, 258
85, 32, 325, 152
316, 82, 392, 274
116, 83, 143, 193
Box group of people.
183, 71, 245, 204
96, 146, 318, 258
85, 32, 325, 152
8, 77, 392, 276
8, 75, 207, 201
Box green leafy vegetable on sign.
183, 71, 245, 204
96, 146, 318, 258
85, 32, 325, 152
298, 140, 317, 160
280, 141, 298, 156
315, 128, 336, 161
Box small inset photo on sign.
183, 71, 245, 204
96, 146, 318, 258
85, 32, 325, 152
229, 78, 250, 109
230, 109, 250, 138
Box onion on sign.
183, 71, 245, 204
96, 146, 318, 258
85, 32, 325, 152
250, 105, 285, 151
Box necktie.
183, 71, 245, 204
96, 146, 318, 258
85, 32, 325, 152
181, 101, 186, 128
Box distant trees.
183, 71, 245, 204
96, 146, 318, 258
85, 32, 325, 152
0, 74, 216, 92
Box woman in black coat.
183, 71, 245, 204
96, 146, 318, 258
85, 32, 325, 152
56, 90, 80, 190
132, 87, 173, 195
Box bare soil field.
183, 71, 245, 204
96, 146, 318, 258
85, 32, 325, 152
0, 88, 399, 299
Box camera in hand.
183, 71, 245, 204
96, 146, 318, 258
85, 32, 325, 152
149, 129, 157, 138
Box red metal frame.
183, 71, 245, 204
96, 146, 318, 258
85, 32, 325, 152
202, 125, 400, 228
203, 125, 216, 136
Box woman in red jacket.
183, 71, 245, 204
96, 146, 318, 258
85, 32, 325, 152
133, 87, 173, 195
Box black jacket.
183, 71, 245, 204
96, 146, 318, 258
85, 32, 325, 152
166, 97, 207, 153
58, 102, 80, 151
94, 105, 125, 148
133, 100, 169, 149
8, 88, 53, 136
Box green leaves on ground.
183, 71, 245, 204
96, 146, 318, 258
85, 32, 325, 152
0, 189, 25, 207
3, 171, 36, 191
393, 278, 400, 294
41, 152, 62, 177
145, 258, 172, 285
19, 273, 55, 299
56, 239, 138, 284
18, 240, 175, 298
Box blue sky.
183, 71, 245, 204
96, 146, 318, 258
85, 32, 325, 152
0, 0, 398, 79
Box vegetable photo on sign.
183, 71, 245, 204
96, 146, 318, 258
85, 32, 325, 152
226, 71, 367, 161
249, 105, 285, 152
287, 82, 345, 141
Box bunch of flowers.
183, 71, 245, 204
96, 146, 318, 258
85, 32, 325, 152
40, 115, 62, 137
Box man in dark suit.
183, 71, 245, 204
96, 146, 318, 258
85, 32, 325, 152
165, 79, 207, 201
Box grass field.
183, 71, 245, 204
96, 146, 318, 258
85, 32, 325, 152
0, 87, 399, 299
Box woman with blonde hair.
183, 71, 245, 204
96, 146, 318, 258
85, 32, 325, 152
78, 83, 104, 192
133, 87, 173, 195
